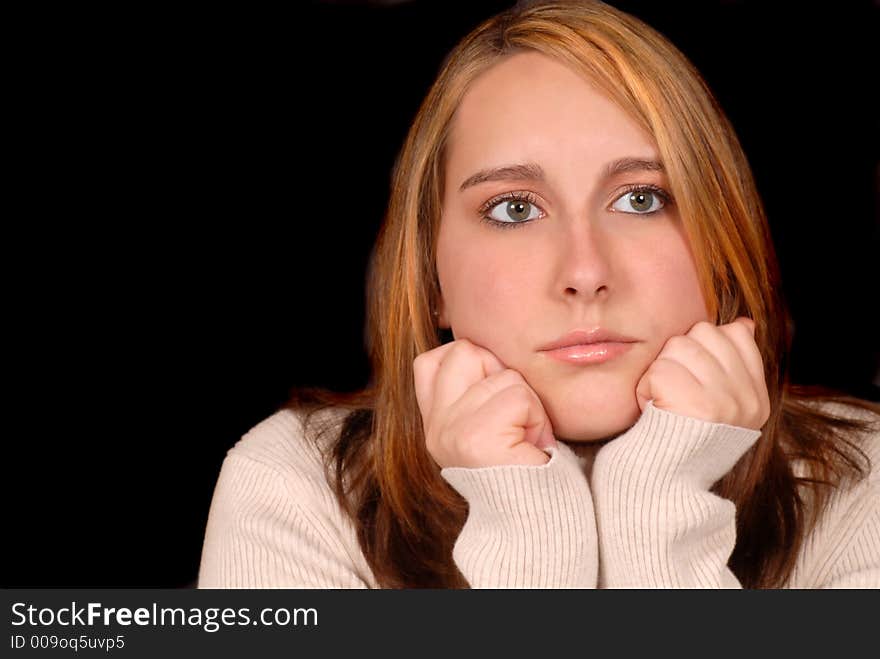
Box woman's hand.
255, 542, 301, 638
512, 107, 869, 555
413, 339, 556, 469
635, 317, 771, 430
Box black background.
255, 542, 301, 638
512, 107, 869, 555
6, 0, 878, 587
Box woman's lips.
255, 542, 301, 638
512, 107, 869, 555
540, 341, 635, 365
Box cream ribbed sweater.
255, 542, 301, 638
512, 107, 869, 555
198, 401, 880, 588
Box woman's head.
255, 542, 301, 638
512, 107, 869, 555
311, 0, 876, 590
368, 0, 785, 443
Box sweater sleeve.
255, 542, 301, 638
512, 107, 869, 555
810, 500, 880, 588
440, 441, 598, 588
591, 402, 761, 588
198, 453, 372, 588
788, 407, 880, 589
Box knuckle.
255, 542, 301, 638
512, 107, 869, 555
728, 322, 750, 338
499, 368, 525, 384
493, 382, 522, 402
454, 432, 479, 464
698, 394, 735, 423
456, 340, 484, 362
725, 393, 740, 415
648, 357, 674, 376
511, 381, 534, 400
455, 338, 478, 353
493, 383, 532, 410
701, 397, 720, 419
744, 398, 759, 420
470, 379, 493, 400
716, 396, 736, 421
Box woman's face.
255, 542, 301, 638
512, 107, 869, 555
436, 51, 710, 442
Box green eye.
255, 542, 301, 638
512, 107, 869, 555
487, 199, 541, 223
480, 191, 544, 228
610, 187, 667, 214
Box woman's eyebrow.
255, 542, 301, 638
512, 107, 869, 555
603, 157, 664, 178
459, 163, 544, 192
458, 157, 664, 193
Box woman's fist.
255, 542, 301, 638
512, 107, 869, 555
413, 339, 556, 468
635, 317, 770, 430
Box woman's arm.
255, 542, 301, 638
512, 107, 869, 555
789, 410, 880, 589
414, 339, 596, 587
591, 402, 761, 588
441, 441, 598, 588
198, 453, 373, 588
804, 493, 880, 588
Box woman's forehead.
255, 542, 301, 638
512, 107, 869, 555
445, 52, 658, 190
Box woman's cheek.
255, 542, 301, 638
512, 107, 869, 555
453, 261, 528, 358
462, 252, 517, 310
652, 233, 711, 324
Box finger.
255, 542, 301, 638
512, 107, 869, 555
687, 321, 756, 393
413, 341, 461, 421
498, 440, 553, 466
738, 316, 756, 333
452, 368, 530, 416
718, 318, 766, 393
431, 340, 507, 419
719, 318, 771, 424
459, 369, 556, 449
478, 384, 556, 452
655, 333, 727, 389
636, 356, 703, 411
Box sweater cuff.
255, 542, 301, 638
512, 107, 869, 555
440, 442, 597, 588
594, 401, 763, 490
441, 440, 586, 500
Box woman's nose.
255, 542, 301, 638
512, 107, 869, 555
552, 220, 613, 300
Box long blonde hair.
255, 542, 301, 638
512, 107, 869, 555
288, 0, 878, 588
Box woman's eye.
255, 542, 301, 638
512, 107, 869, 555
610, 188, 666, 214
486, 198, 542, 224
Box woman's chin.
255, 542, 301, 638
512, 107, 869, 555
541, 388, 643, 443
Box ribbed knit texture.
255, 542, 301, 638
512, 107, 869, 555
198, 408, 377, 588
441, 441, 597, 587
591, 403, 762, 588
198, 402, 880, 588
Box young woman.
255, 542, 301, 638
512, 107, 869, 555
198, 0, 879, 588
